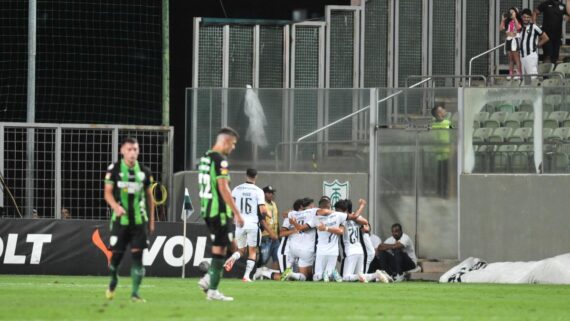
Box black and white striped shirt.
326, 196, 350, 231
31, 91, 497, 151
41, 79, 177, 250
520, 23, 544, 57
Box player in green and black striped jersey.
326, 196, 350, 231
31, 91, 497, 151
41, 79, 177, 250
197, 127, 244, 301
103, 137, 155, 302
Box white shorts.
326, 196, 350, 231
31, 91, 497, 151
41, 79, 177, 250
289, 246, 315, 268
341, 254, 364, 277
521, 53, 538, 79
235, 227, 260, 249
278, 238, 292, 273
313, 255, 338, 280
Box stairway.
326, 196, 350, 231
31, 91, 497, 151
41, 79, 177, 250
408, 259, 459, 282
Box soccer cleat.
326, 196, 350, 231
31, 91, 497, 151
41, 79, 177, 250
131, 295, 146, 303
357, 273, 368, 283
280, 268, 292, 281
105, 289, 115, 300
207, 290, 234, 301
242, 277, 253, 282
198, 274, 210, 293
375, 269, 393, 283
224, 256, 236, 272
252, 267, 266, 281
394, 273, 406, 282
332, 270, 343, 282
323, 271, 330, 283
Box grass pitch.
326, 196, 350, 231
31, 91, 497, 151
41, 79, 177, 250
0, 275, 569, 321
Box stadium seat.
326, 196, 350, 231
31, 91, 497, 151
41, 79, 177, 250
553, 62, 570, 78
517, 144, 534, 153
518, 100, 534, 112
545, 127, 570, 142
544, 95, 562, 112
488, 127, 512, 142
504, 111, 528, 128
541, 78, 563, 87
492, 145, 517, 172
544, 111, 568, 129
451, 112, 459, 128
511, 145, 533, 173
507, 127, 533, 143
495, 102, 515, 113
528, 128, 553, 143
484, 111, 508, 128
472, 128, 493, 143
474, 112, 489, 128
481, 103, 496, 113
522, 112, 551, 128
545, 151, 570, 172
537, 62, 555, 74
474, 144, 496, 172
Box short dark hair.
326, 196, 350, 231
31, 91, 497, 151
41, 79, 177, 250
391, 223, 402, 231
318, 197, 330, 208
121, 137, 138, 147
521, 8, 532, 16
246, 168, 257, 178
218, 127, 239, 139
293, 199, 304, 211
334, 200, 347, 212
345, 199, 353, 213
301, 197, 314, 208
431, 105, 445, 118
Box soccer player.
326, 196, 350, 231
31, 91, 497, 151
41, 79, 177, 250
104, 137, 155, 302
197, 127, 244, 301
312, 197, 347, 282
224, 168, 267, 281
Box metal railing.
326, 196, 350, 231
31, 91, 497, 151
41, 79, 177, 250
405, 75, 487, 88
468, 43, 505, 86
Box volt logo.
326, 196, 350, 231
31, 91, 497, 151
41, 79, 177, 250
0, 234, 52, 264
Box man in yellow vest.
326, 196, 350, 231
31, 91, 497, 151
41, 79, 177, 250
258, 186, 280, 271
431, 105, 452, 198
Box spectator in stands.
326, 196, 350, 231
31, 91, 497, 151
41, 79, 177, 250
500, 7, 523, 79
32, 209, 39, 219
62, 207, 71, 219
431, 105, 452, 198
377, 223, 417, 282
520, 9, 550, 80
259, 186, 279, 270
533, 0, 570, 63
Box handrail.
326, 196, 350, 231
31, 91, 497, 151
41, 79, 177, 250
296, 78, 431, 143
405, 74, 487, 88
468, 43, 505, 86
486, 72, 565, 85
274, 139, 368, 170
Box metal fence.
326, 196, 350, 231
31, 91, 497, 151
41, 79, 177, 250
0, 123, 173, 221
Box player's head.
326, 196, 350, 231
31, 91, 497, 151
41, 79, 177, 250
345, 199, 353, 213
431, 105, 446, 121
216, 127, 239, 155
293, 199, 303, 211
334, 199, 348, 212
521, 8, 532, 24
245, 168, 257, 182
318, 196, 331, 209
120, 137, 139, 165
391, 223, 403, 240
301, 197, 314, 209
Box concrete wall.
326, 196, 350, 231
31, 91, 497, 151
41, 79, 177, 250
460, 175, 570, 262
173, 171, 368, 223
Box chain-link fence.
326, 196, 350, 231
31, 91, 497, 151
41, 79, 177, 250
0, 123, 173, 220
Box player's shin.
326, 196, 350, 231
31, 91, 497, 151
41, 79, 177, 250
209, 254, 226, 290
130, 251, 144, 297
109, 251, 124, 291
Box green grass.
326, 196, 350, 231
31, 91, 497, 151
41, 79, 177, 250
0, 275, 569, 321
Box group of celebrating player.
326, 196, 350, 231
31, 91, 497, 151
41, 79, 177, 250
196, 128, 394, 301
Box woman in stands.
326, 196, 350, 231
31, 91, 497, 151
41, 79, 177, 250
500, 7, 523, 80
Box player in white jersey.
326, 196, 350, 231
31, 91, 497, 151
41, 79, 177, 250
224, 169, 267, 282
338, 199, 392, 283
312, 197, 348, 282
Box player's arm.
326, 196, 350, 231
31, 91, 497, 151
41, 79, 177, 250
316, 208, 332, 216
347, 199, 366, 220
279, 226, 297, 237
217, 178, 244, 227
289, 217, 312, 232
538, 30, 549, 47
146, 186, 155, 234
317, 223, 344, 235
361, 223, 371, 233
104, 183, 125, 216
354, 215, 368, 226
377, 242, 403, 251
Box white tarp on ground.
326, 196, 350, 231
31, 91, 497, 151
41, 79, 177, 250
440, 254, 570, 284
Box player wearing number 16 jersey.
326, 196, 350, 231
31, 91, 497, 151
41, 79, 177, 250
224, 168, 267, 281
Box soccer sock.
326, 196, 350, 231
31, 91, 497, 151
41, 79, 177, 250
230, 251, 241, 262
289, 272, 306, 281
365, 273, 378, 282
208, 254, 225, 290
109, 251, 123, 291
130, 251, 144, 297
244, 259, 255, 279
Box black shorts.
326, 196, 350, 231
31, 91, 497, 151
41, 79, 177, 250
109, 220, 149, 252
204, 216, 234, 247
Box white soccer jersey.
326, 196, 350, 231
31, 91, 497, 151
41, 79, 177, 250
314, 211, 348, 256
341, 219, 364, 257
231, 182, 265, 229
287, 208, 318, 252
384, 233, 417, 264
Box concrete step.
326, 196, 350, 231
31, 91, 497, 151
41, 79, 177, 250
409, 272, 442, 282
419, 260, 459, 273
